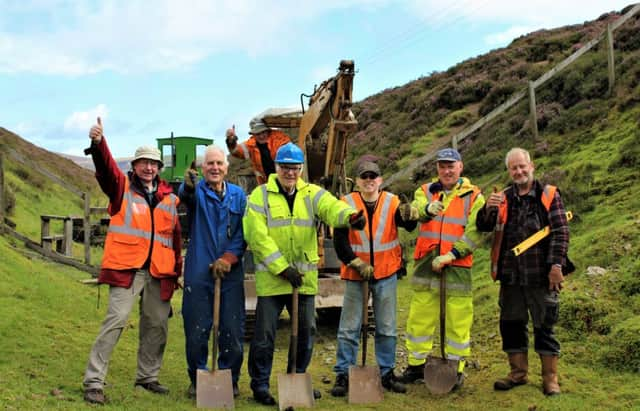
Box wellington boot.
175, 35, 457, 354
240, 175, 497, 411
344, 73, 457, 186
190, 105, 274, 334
494, 352, 528, 391
540, 355, 560, 396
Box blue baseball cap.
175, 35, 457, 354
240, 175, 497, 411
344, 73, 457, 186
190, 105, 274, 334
436, 148, 462, 162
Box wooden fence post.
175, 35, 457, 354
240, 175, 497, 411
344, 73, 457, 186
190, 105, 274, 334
83, 192, 91, 265
63, 217, 73, 256
528, 81, 539, 139
451, 135, 458, 150
606, 23, 616, 96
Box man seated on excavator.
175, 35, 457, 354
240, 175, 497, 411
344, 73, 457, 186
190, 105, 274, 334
225, 117, 291, 185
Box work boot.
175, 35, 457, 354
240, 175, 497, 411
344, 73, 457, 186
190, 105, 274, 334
494, 352, 528, 391
540, 355, 561, 396
313, 389, 322, 399
134, 380, 169, 394
400, 364, 425, 384
84, 388, 106, 405
330, 374, 348, 397
253, 390, 276, 406
452, 373, 465, 392
187, 383, 196, 399
381, 370, 407, 394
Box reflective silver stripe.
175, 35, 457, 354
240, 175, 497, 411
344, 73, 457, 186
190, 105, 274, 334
255, 250, 284, 271
410, 276, 472, 292
411, 351, 429, 360
460, 234, 477, 250
407, 333, 433, 344
495, 223, 504, 232
154, 235, 173, 248
345, 194, 369, 249
294, 262, 316, 272
268, 220, 291, 228
313, 189, 328, 215
418, 231, 461, 243
446, 354, 463, 361
156, 202, 173, 213
293, 219, 314, 227
447, 338, 471, 350
296, 196, 315, 227
338, 208, 350, 225
261, 185, 315, 229
107, 225, 152, 239
441, 215, 467, 226
249, 202, 266, 214
239, 142, 250, 159
425, 184, 433, 202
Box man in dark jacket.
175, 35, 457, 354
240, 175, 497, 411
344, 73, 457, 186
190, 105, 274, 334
476, 147, 570, 396
83, 117, 182, 405
179, 145, 246, 399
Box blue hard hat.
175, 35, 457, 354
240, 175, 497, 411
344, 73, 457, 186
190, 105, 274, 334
275, 142, 304, 164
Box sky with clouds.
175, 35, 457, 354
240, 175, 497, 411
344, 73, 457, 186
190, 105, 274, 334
0, 0, 632, 158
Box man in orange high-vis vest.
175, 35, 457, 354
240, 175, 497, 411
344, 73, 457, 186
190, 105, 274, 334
476, 147, 571, 396
330, 161, 418, 398
82, 117, 182, 406
225, 117, 291, 184
400, 148, 485, 393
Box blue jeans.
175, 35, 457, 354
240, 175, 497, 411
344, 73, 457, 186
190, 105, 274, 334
334, 275, 398, 377
182, 273, 245, 385
248, 294, 316, 394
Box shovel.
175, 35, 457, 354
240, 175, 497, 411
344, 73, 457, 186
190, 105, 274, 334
197, 275, 234, 409
348, 280, 384, 404
277, 288, 315, 410
424, 267, 459, 395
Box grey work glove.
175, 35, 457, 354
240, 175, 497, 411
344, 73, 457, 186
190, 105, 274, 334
348, 257, 374, 280
184, 167, 198, 193
426, 200, 444, 217
280, 266, 303, 288
398, 194, 419, 222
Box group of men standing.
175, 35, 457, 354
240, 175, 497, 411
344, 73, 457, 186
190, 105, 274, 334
81, 116, 570, 406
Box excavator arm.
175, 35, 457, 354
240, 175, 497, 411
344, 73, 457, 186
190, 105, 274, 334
297, 60, 358, 196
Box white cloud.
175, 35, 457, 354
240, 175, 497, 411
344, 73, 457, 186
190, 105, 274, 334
64, 104, 109, 131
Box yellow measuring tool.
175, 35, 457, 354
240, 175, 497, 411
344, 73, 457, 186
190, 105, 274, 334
512, 211, 573, 256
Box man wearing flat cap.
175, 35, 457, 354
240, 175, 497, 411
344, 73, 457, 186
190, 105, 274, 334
330, 159, 418, 397
400, 147, 485, 393
225, 116, 291, 184
82, 117, 182, 405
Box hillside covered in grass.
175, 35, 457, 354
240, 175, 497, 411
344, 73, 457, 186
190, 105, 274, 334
1, 4, 639, 410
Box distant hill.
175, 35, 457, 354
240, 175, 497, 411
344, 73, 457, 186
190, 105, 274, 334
60, 152, 132, 173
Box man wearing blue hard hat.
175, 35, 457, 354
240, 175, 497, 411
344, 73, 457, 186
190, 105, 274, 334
243, 142, 366, 406
400, 147, 485, 393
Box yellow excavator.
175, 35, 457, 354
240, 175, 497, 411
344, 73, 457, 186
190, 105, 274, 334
233, 60, 359, 328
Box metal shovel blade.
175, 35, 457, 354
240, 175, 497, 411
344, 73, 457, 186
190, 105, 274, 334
277, 372, 314, 410
348, 365, 383, 404
196, 368, 234, 409
423, 355, 459, 395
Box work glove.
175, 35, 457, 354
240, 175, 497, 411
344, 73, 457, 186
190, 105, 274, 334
225, 124, 238, 151
426, 200, 445, 217
349, 210, 366, 230
210, 258, 231, 279
432, 251, 456, 273
280, 266, 303, 288
398, 193, 419, 222
548, 264, 564, 292
348, 257, 374, 280
184, 167, 198, 193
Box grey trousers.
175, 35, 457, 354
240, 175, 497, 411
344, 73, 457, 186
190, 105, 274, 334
83, 270, 171, 390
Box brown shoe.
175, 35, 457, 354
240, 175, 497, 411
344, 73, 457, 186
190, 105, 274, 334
494, 352, 528, 391
540, 355, 560, 396
84, 388, 106, 405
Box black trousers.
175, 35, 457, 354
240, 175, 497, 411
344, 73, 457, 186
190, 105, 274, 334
498, 285, 560, 356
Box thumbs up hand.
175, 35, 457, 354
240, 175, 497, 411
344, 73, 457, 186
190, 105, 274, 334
398, 193, 419, 222
225, 124, 238, 150
89, 117, 103, 143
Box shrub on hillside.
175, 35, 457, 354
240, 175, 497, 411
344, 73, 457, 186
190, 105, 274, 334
478, 84, 518, 116
600, 316, 640, 372
617, 259, 640, 297
607, 131, 640, 171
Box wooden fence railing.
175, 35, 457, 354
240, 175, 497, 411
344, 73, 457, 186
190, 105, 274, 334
383, 4, 640, 188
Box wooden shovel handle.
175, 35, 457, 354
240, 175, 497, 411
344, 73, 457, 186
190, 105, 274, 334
361, 281, 369, 367
287, 288, 299, 374
211, 275, 221, 372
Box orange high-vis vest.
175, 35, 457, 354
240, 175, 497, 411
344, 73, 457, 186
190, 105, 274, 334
340, 191, 402, 280
101, 179, 180, 278
230, 130, 291, 184
490, 184, 557, 280
414, 182, 481, 268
